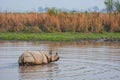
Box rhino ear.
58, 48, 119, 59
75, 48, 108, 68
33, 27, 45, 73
56, 52, 58, 55
49, 50, 52, 55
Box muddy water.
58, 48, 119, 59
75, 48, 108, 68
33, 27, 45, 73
0, 41, 120, 80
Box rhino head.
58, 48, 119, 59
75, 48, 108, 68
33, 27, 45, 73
49, 50, 59, 62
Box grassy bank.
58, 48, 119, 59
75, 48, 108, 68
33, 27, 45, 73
0, 32, 120, 41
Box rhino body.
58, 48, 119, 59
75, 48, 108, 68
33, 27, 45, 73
18, 51, 59, 66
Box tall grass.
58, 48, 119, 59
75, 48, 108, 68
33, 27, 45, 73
0, 12, 120, 33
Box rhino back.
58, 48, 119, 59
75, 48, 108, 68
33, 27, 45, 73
40, 51, 49, 64
28, 51, 43, 64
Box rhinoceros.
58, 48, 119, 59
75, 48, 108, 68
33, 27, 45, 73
18, 50, 59, 66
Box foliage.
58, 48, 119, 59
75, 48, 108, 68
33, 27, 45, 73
47, 8, 62, 15
114, 0, 120, 12
104, 0, 114, 12
104, 0, 120, 12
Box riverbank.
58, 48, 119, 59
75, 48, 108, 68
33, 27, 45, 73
0, 32, 120, 42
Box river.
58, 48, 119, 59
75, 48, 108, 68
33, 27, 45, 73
0, 41, 120, 80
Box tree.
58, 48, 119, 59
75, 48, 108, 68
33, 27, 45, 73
38, 7, 44, 12
104, 0, 120, 13
93, 6, 99, 12
114, 0, 120, 12
47, 7, 62, 15
104, 0, 114, 13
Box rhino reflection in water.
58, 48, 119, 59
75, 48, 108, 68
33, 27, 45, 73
18, 50, 59, 66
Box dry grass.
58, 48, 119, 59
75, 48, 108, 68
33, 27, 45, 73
0, 12, 120, 33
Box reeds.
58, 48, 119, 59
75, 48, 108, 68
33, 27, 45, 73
0, 12, 120, 33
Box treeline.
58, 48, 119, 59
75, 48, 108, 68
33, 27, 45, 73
0, 12, 120, 33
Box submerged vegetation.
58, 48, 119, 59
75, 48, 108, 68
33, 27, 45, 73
0, 12, 120, 33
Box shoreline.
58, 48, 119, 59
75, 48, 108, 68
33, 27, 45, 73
0, 32, 120, 42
